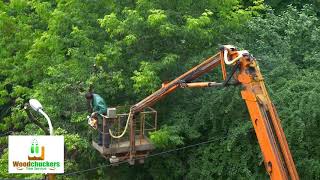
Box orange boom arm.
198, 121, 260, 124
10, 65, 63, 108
127, 45, 299, 179
131, 54, 221, 112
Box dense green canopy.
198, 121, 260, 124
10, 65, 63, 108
1, 0, 319, 179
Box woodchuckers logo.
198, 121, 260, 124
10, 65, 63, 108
8, 136, 64, 174
28, 139, 45, 161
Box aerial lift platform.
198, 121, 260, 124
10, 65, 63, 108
90, 107, 157, 164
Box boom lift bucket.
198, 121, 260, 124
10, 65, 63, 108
90, 107, 157, 164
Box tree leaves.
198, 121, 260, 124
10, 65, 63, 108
3, 1, 319, 179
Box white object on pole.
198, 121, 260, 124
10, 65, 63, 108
29, 99, 54, 135
38, 109, 54, 135
29, 99, 43, 112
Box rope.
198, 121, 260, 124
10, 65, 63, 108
99, 111, 132, 139
62, 136, 227, 176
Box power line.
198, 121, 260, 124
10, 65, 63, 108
62, 136, 227, 176
149, 137, 226, 158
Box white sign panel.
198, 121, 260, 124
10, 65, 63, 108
8, 136, 64, 174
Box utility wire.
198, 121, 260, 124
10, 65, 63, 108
62, 136, 227, 176
148, 136, 226, 158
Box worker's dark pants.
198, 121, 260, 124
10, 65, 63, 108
98, 119, 111, 148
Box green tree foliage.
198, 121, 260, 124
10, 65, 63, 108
0, 0, 319, 179
266, 0, 320, 12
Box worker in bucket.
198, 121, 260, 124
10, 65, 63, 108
86, 92, 110, 148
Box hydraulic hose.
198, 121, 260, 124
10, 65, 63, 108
100, 111, 132, 139
224, 49, 243, 65
224, 49, 249, 65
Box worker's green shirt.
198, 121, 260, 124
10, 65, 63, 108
92, 94, 107, 115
